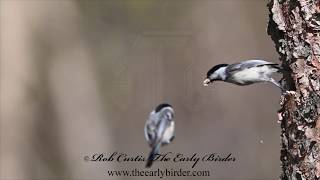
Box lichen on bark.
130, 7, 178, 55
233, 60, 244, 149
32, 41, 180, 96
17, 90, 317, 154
267, 0, 320, 179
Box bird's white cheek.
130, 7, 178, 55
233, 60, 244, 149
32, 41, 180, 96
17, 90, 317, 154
209, 72, 219, 80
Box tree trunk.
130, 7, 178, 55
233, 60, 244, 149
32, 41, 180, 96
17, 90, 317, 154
267, 0, 320, 179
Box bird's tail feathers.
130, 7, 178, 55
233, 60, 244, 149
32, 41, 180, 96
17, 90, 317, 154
146, 144, 161, 168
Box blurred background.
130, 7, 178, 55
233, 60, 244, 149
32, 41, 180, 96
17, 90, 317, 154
1, 0, 282, 179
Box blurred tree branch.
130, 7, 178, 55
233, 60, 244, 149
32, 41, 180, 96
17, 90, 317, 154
267, 0, 320, 179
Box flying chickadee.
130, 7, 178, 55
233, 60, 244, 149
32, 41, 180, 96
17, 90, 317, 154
144, 103, 175, 168
203, 60, 284, 91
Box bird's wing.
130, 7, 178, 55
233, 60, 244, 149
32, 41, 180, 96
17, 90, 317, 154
145, 108, 174, 147
154, 109, 173, 145
145, 112, 157, 146
227, 60, 278, 73
152, 109, 173, 146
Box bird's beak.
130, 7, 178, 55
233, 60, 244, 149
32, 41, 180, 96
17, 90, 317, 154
203, 78, 211, 86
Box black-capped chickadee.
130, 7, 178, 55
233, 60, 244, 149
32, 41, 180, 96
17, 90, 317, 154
144, 103, 175, 168
203, 60, 284, 91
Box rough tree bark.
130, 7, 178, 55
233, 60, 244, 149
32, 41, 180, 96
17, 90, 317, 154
267, 0, 320, 179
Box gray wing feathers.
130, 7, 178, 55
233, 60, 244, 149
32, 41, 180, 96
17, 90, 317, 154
227, 60, 278, 72
144, 112, 157, 146
144, 109, 173, 147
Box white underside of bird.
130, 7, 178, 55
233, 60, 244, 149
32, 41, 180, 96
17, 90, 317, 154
230, 65, 278, 84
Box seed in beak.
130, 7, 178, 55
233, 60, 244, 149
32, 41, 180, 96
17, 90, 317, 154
203, 78, 210, 86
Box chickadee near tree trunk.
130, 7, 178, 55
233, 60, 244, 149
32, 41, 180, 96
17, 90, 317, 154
203, 60, 284, 91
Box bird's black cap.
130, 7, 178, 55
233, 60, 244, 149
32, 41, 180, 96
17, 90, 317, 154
155, 103, 172, 112
206, 64, 228, 77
